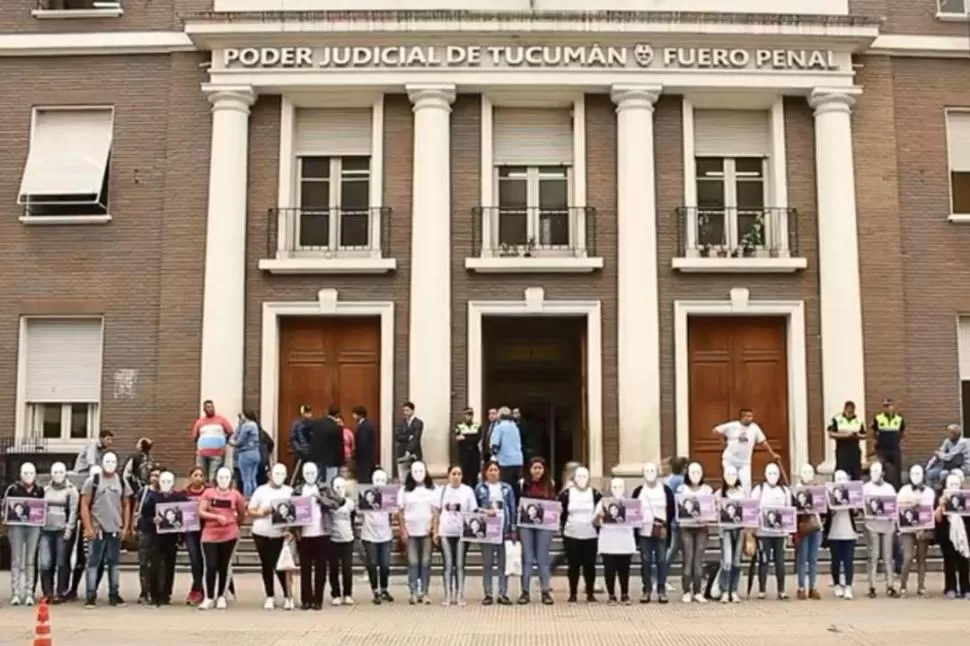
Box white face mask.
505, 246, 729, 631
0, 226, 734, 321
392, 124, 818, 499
765, 464, 780, 486
869, 462, 883, 483
723, 465, 739, 488
50, 462, 66, 485
410, 462, 427, 483
101, 453, 118, 475
574, 467, 590, 489
20, 463, 36, 486
302, 462, 319, 485
945, 474, 963, 491
909, 465, 924, 487
799, 464, 815, 484
834, 469, 849, 484
372, 469, 388, 487
159, 472, 175, 494
332, 477, 347, 498
687, 462, 703, 486
610, 477, 625, 498
642, 463, 658, 484
215, 467, 233, 490
271, 463, 287, 486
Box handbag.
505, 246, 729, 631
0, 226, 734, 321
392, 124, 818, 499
797, 513, 821, 536
504, 540, 522, 577
742, 529, 757, 558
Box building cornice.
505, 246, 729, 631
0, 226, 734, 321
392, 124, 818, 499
0, 31, 194, 57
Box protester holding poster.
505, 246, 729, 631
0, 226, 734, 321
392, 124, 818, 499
862, 461, 899, 598
517, 457, 558, 605
751, 463, 792, 600
557, 465, 601, 603
139, 471, 188, 606
594, 479, 636, 604
4, 462, 46, 606
714, 466, 745, 603
40, 461, 79, 603
198, 467, 246, 610
436, 465, 477, 606
248, 463, 295, 609
396, 461, 437, 604
631, 462, 675, 604
473, 461, 517, 605
935, 472, 970, 598
676, 462, 713, 604
896, 464, 934, 597
794, 465, 823, 601
360, 468, 395, 605
824, 470, 860, 599
327, 477, 357, 605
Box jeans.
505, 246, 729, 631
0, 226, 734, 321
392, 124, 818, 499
440, 536, 467, 601
899, 533, 929, 591
406, 536, 432, 596
184, 531, 204, 595
795, 530, 821, 590
718, 529, 742, 594
680, 527, 708, 595
363, 540, 391, 592
722, 460, 752, 493
195, 455, 224, 482
866, 530, 895, 590
38, 529, 71, 599
758, 536, 786, 595
236, 449, 261, 498
87, 533, 121, 599
481, 543, 508, 598
9, 525, 42, 599
665, 526, 682, 574
638, 535, 668, 593
829, 539, 855, 587
519, 527, 553, 594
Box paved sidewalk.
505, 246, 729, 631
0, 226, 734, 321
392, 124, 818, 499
0, 572, 965, 645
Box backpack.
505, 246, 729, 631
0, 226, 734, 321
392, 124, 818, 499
87, 473, 102, 510
259, 426, 274, 464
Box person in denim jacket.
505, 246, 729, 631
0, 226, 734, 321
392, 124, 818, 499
474, 461, 517, 605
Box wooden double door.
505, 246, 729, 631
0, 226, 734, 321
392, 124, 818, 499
688, 316, 790, 481
277, 316, 380, 469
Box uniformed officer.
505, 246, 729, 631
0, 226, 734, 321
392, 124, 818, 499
871, 396, 906, 470
827, 400, 864, 480
454, 407, 481, 487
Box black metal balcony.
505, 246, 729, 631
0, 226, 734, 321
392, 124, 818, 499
674, 206, 800, 258
37, 0, 119, 10
266, 207, 391, 258
469, 206, 597, 258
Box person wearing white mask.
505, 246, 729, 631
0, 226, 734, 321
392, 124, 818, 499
897, 464, 933, 597
593, 478, 636, 604
197, 466, 246, 610
327, 476, 356, 605
474, 461, 517, 605
5, 462, 45, 605
935, 472, 970, 598
825, 469, 859, 599
248, 463, 295, 609
138, 470, 187, 606
714, 465, 745, 603
294, 462, 326, 610
79, 452, 133, 608
361, 468, 395, 604
556, 465, 601, 602
631, 462, 674, 604
396, 460, 437, 604
676, 462, 712, 603
436, 465, 477, 606
751, 462, 791, 600
863, 460, 898, 598
794, 464, 822, 600
39, 462, 78, 603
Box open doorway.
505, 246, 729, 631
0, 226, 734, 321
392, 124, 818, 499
481, 315, 587, 481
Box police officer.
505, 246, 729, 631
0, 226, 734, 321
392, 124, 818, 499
454, 407, 481, 487
827, 400, 864, 480
871, 396, 906, 471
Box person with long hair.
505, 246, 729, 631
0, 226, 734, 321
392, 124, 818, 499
794, 464, 822, 600
863, 461, 898, 598
677, 462, 712, 603
557, 465, 601, 603
197, 467, 246, 609
595, 478, 636, 604
295, 462, 326, 610
897, 464, 933, 597
632, 461, 674, 604
517, 457, 556, 605
248, 463, 295, 610
435, 465, 476, 605
182, 466, 208, 605
361, 468, 394, 604
935, 472, 970, 598
231, 410, 262, 499
474, 461, 517, 605
752, 463, 791, 600
715, 465, 745, 602
396, 460, 437, 604
327, 476, 356, 606
825, 469, 859, 599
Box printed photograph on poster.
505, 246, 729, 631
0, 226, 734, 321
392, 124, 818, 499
357, 487, 383, 511
826, 480, 864, 510
518, 498, 562, 530
3, 497, 46, 527
758, 506, 796, 535
897, 504, 934, 532
676, 493, 716, 525
460, 511, 502, 544
863, 494, 897, 521
943, 490, 970, 516
793, 485, 828, 514
718, 498, 759, 529
156, 501, 201, 534
270, 496, 313, 527
600, 498, 643, 527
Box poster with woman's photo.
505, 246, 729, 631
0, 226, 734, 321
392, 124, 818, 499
156, 501, 201, 534
518, 498, 562, 531
3, 497, 46, 526
758, 506, 796, 535
897, 504, 934, 532
718, 498, 759, 529
943, 490, 970, 516
460, 511, 502, 544
863, 494, 897, 521
825, 480, 864, 510
793, 485, 828, 514
600, 498, 642, 527
270, 496, 313, 527
676, 493, 716, 525
358, 485, 402, 512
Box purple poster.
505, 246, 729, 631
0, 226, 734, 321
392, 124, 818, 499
826, 481, 864, 510
4, 497, 46, 527
759, 506, 797, 535
718, 498, 759, 529
461, 511, 503, 544
358, 485, 400, 512
943, 490, 970, 516
518, 497, 562, 531
677, 493, 716, 525
271, 496, 313, 527
863, 494, 897, 521
793, 485, 828, 514
898, 504, 934, 532
156, 501, 201, 534
600, 497, 642, 527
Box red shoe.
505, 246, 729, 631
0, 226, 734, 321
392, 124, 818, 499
186, 590, 203, 605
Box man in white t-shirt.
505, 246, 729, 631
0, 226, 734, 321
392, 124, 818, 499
714, 408, 779, 492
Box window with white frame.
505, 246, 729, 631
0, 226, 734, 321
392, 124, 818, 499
946, 110, 970, 215
18, 107, 114, 218
21, 318, 103, 442
938, 0, 967, 16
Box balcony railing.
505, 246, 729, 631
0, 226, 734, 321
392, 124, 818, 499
675, 206, 799, 258
266, 207, 391, 258
36, 0, 121, 9
470, 206, 597, 258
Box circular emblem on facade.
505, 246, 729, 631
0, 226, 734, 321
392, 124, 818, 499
633, 43, 654, 67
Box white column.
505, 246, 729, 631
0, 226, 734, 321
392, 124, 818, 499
610, 84, 663, 476
406, 84, 456, 477
809, 87, 867, 473
199, 85, 256, 423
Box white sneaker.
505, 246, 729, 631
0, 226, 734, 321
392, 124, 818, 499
833, 585, 844, 598
730, 592, 742, 603
693, 594, 707, 604
24, 596, 34, 606
331, 597, 343, 606
681, 593, 693, 604
10, 596, 20, 606
843, 588, 854, 600
215, 596, 227, 609
198, 598, 215, 611
720, 594, 729, 604
263, 597, 275, 610
284, 598, 295, 611
343, 596, 354, 606
441, 598, 452, 607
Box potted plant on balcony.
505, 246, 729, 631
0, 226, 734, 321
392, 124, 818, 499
698, 244, 712, 258
739, 215, 766, 258
499, 243, 520, 257
523, 237, 537, 258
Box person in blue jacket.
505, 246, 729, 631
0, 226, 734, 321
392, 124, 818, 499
474, 461, 517, 605
289, 404, 313, 485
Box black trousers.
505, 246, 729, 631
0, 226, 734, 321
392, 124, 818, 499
298, 535, 328, 605
940, 528, 970, 595
563, 537, 597, 596
328, 541, 354, 598
138, 533, 155, 599
203, 539, 236, 599
149, 535, 178, 603
253, 536, 289, 597
602, 554, 632, 598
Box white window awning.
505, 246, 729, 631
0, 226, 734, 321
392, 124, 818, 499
18, 108, 114, 205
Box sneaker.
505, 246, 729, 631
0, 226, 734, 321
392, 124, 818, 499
621, 595, 631, 605
84, 595, 96, 609
109, 596, 127, 607
380, 590, 394, 603
730, 592, 741, 603
833, 585, 844, 598
263, 597, 275, 610
186, 590, 204, 606
409, 595, 417, 605
693, 594, 707, 604
917, 587, 927, 597
137, 595, 149, 605
888, 588, 899, 599
757, 592, 766, 600
285, 598, 296, 610
640, 592, 651, 604
843, 588, 854, 600
585, 593, 598, 603
332, 597, 343, 606
482, 595, 493, 606
10, 597, 20, 607
372, 592, 382, 605
809, 589, 822, 600
720, 593, 730, 604
567, 594, 577, 603
541, 592, 553, 605
24, 596, 34, 607
343, 596, 354, 606
944, 590, 957, 599
215, 596, 227, 610
607, 595, 617, 605
422, 596, 431, 605
657, 594, 669, 604
198, 598, 214, 611
517, 592, 530, 605
457, 597, 467, 607
899, 588, 908, 598
497, 595, 512, 605
441, 597, 453, 607
868, 588, 877, 599
681, 593, 692, 604
778, 592, 789, 601
796, 589, 807, 600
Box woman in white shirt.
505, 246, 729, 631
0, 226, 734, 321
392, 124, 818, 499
794, 464, 822, 600
556, 466, 601, 603
361, 468, 394, 604
677, 462, 713, 603
396, 461, 438, 604
248, 463, 295, 610
716, 465, 745, 603
751, 462, 791, 600
435, 465, 477, 606
897, 464, 933, 597
295, 462, 326, 610
594, 478, 636, 604
825, 469, 859, 599
863, 461, 898, 598
630, 462, 674, 604
327, 477, 356, 606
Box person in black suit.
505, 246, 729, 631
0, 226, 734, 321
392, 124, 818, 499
308, 405, 345, 485
353, 405, 376, 484
394, 401, 423, 482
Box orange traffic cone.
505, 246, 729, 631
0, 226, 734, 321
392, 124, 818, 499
33, 599, 51, 646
